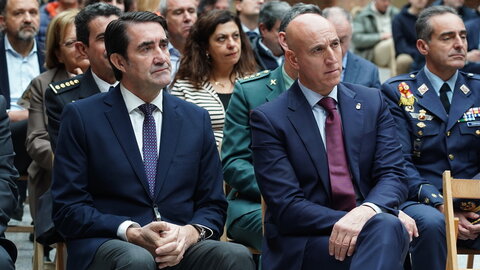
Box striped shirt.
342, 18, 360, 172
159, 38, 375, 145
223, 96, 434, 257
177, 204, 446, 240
170, 79, 226, 147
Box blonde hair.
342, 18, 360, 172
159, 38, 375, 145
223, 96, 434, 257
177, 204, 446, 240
44, 9, 80, 69
136, 0, 161, 12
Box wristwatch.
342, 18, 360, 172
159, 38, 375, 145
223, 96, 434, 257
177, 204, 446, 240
191, 224, 206, 242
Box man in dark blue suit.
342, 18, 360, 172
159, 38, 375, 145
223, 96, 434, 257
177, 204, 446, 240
323, 7, 381, 89
250, 13, 414, 270
382, 6, 480, 270
462, 16, 480, 73
51, 12, 254, 270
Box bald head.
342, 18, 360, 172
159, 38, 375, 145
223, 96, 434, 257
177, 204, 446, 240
284, 13, 342, 95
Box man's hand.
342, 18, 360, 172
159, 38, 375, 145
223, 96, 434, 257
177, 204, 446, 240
7, 110, 28, 122
329, 205, 376, 261
154, 224, 199, 269
398, 210, 419, 241
436, 204, 445, 213
455, 211, 480, 240
126, 221, 171, 256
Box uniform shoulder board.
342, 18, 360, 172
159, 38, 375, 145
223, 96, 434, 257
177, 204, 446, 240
238, 70, 271, 83
48, 75, 83, 95
384, 72, 418, 84
461, 71, 480, 80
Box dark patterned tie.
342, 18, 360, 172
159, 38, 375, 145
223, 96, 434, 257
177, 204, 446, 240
439, 83, 451, 113
139, 103, 157, 196
318, 97, 356, 211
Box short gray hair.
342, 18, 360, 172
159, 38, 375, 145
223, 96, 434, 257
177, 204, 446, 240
416, 6, 458, 42
159, 0, 168, 16
259, 1, 291, 31
323, 6, 351, 23
279, 3, 321, 33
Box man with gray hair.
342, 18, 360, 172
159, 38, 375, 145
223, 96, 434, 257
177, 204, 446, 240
382, 6, 480, 269
250, 1, 290, 71
323, 7, 381, 88
222, 3, 320, 253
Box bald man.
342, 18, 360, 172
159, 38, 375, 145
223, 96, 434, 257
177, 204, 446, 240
250, 13, 414, 270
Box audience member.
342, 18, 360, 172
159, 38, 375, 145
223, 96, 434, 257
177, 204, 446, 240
324, 6, 381, 88
431, 0, 478, 22
463, 16, 480, 73
24, 7, 88, 226
45, 3, 121, 150
251, 12, 415, 270
250, 1, 290, 71
136, 0, 160, 13
234, 0, 264, 39
124, 0, 137, 11
352, 0, 399, 74
159, 0, 197, 79
170, 10, 256, 147
221, 3, 319, 252
0, 0, 43, 220
38, 0, 78, 50
382, 6, 479, 270
198, 0, 229, 16
84, 0, 125, 11
392, 0, 428, 74
0, 95, 20, 270
51, 11, 255, 270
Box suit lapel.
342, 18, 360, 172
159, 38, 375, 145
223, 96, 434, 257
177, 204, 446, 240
411, 70, 448, 123
447, 75, 474, 131
286, 82, 331, 199
337, 84, 363, 194
343, 52, 359, 84
79, 69, 102, 99
154, 91, 182, 198
266, 67, 287, 102
104, 86, 151, 195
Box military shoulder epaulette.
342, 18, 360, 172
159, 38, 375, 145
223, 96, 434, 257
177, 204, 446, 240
461, 71, 480, 81
238, 70, 271, 83
48, 76, 82, 95
385, 72, 418, 84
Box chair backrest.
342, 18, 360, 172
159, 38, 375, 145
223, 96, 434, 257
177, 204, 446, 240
443, 170, 480, 270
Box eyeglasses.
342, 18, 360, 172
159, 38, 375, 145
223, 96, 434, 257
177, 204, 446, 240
61, 40, 77, 48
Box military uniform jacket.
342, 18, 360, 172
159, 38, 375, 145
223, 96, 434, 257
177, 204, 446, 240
44, 69, 100, 151
381, 69, 480, 207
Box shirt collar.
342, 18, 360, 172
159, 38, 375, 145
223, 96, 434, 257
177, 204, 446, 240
259, 39, 284, 63
4, 34, 37, 58
241, 23, 259, 35
423, 65, 458, 95
281, 64, 294, 89
91, 71, 118, 93
168, 43, 181, 57
298, 79, 338, 109
341, 53, 348, 81
120, 83, 163, 114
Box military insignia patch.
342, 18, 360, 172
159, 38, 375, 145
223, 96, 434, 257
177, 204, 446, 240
458, 107, 480, 122
460, 84, 470, 95
417, 84, 429, 96
398, 82, 416, 106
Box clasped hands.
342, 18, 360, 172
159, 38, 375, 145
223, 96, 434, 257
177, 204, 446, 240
329, 205, 418, 261
126, 221, 199, 269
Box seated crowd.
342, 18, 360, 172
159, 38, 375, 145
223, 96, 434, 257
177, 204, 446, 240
0, 0, 479, 269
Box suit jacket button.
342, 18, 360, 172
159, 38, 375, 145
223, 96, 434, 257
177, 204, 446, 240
446, 131, 451, 137
476, 130, 480, 136
417, 130, 423, 136
448, 154, 454, 160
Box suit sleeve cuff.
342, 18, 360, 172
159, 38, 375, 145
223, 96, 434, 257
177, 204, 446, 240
418, 184, 443, 207
362, 202, 383, 214
117, 221, 140, 241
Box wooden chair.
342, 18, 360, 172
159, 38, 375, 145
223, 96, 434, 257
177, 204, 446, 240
443, 170, 480, 270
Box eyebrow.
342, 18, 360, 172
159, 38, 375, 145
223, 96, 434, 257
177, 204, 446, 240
439, 29, 467, 37
138, 41, 155, 49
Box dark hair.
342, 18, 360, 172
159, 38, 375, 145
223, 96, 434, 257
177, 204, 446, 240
84, 0, 125, 8
279, 3, 321, 32
105, 11, 167, 80
259, 1, 291, 31
75, 2, 122, 45
0, 0, 6, 16
416, 6, 458, 42
173, 10, 256, 89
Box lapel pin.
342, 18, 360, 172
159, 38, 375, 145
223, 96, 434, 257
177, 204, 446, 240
356, 103, 361, 110
460, 84, 470, 95
418, 84, 429, 96
270, 79, 277, 86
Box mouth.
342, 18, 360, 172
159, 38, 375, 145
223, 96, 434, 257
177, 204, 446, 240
325, 68, 340, 75
226, 52, 238, 57
152, 66, 170, 74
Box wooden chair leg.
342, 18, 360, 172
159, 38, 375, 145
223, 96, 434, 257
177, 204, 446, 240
35, 241, 44, 270
467, 254, 474, 269
55, 242, 66, 270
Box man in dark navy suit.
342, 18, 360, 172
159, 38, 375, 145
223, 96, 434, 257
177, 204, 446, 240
51, 11, 254, 270
251, 12, 415, 270
382, 6, 480, 270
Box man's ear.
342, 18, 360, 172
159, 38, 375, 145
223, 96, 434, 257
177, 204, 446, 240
285, 49, 299, 71
259, 23, 268, 36
76, 42, 88, 59
109, 53, 127, 74
416, 39, 429, 56
278, 32, 288, 52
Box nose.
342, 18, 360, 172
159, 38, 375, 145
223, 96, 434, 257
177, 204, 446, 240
453, 34, 465, 50
183, 10, 193, 22
325, 47, 337, 63
153, 46, 169, 65
23, 12, 33, 23
226, 37, 236, 49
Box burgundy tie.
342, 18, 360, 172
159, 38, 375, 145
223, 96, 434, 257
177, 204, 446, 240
318, 97, 356, 211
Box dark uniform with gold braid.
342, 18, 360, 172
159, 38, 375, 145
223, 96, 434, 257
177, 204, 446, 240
44, 69, 101, 150
382, 68, 480, 270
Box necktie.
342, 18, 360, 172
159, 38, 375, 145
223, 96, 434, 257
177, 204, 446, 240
139, 103, 157, 196
318, 97, 356, 211
439, 83, 451, 113
246, 31, 258, 39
